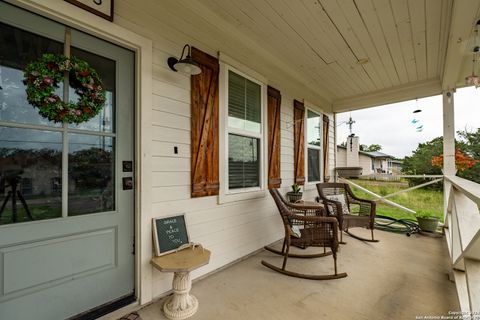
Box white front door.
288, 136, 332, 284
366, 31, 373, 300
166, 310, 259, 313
0, 3, 135, 319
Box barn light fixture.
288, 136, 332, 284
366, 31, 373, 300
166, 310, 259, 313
168, 44, 202, 75
466, 21, 480, 88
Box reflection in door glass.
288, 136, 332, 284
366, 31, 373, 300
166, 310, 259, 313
68, 47, 115, 133
0, 22, 63, 127
68, 134, 115, 216
0, 127, 62, 225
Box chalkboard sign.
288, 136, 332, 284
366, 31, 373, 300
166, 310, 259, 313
152, 214, 190, 256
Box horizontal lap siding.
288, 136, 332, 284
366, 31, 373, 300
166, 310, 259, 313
281, 94, 294, 188
328, 114, 335, 178
149, 60, 283, 294
359, 154, 373, 175
114, 0, 329, 302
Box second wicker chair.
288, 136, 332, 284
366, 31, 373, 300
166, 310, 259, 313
316, 183, 378, 243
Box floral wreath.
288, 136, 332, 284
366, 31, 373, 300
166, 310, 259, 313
23, 53, 106, 124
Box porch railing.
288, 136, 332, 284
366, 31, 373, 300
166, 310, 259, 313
444, 175, 480, 312
340, 175, 443, 215
341, 174, 479, 311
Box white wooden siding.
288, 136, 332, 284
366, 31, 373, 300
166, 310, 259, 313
280, 93, 294, 189
112, 1, 332, 302
328, 114, 335, 179
359, 154, 374, 175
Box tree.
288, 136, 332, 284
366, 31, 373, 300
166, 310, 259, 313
402, 137, 443, 176
457, 128, 480, 183
366, 144, 382, 152
402, 137, 443, 189
458, 128, 480, 158
432, 149, 479, 172
359, 144, 382, 152
402, 130, 480, 185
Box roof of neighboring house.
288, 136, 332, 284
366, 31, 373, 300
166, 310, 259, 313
363, 151, 395, 159
337, 145, 395, 159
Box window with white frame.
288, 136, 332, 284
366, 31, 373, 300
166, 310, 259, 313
226, 70, 263, 190
306, 110, 322, 182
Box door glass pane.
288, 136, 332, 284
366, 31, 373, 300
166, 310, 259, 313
308, 148, 320, 182
0, 22, 63, 126
0, 127, 62, 225
68, 47, 115, 133
307, 110, 321, 146
228, 134, 260, 189
68, 133, 115, 216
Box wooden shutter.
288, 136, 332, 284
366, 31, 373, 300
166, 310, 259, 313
293, 100, 305, 185
191, 47, 219, 197
323, 114, 330, 182
267, 86, 282, 189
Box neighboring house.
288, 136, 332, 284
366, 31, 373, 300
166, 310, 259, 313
336, 136, 400, 175
391, 159, 404, 175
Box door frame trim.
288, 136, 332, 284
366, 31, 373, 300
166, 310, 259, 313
6, 0, 154, 305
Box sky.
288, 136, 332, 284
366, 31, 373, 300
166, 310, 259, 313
336, 87, 480, 159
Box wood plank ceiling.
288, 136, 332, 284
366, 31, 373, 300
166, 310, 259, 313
145, 0, 480, 112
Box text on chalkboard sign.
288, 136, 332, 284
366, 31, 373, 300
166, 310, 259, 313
152, 214, 190, 256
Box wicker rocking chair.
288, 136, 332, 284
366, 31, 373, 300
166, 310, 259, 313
316, 183, 378, 243
261, 188, 347, 280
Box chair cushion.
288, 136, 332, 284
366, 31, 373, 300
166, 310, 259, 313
291, 225, 302, 238
325, 194, 350, 215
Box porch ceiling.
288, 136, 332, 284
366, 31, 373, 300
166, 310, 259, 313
147, 0, 480, 112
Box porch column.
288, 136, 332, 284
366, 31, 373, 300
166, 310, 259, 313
442, 90, 455, 222
442, 91, 456, 176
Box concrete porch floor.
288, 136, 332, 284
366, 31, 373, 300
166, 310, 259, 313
132, 229, 458, 320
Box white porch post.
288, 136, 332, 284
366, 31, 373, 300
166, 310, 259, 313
443, 91, 456, 175
443, 90, 455, 221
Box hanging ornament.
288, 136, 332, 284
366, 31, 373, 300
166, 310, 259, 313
466, 46, 480, 88
466, 22, 480, 88
410, 99, 424, 132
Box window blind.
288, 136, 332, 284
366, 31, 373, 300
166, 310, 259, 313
228, 70, 261, 131
228, 134, 260, 189
308, 148, 320, 182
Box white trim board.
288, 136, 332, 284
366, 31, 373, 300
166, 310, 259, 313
332, 78, 442, 112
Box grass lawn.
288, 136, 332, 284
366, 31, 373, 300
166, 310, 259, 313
346, 179, 444, 222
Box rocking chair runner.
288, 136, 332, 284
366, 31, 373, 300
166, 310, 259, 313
261, 188, 347, 280
316, 183, 378, 243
